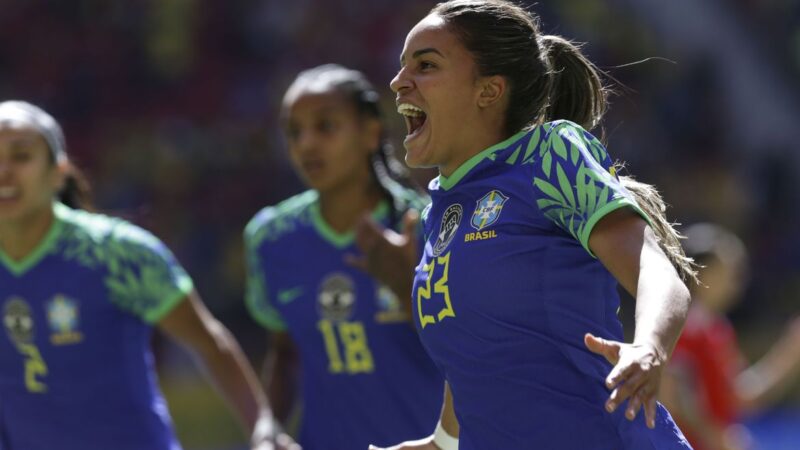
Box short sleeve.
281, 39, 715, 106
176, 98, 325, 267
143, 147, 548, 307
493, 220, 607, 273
243, 217, 287, 331
104, 223, 194, 324
532, 121, 648, 256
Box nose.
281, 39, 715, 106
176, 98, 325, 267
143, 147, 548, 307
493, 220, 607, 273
390, 67, 412, 94
293, 129, 318, 154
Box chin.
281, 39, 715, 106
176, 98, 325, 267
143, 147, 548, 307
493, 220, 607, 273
404, 145, 435, 169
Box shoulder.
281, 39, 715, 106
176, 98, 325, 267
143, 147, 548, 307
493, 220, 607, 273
56, 203, 161, 252
244, 190, 317, 248
56, 203, 176, 265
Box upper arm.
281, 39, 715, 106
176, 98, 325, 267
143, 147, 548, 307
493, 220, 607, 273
157, 290, 225, 356
588, 208, 650, 297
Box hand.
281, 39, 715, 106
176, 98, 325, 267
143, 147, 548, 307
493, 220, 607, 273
251, 414, 301, 450
584, 333, 667, 429
345, 209, 420, 299
369, 435, 439, 450
252, 432, 301, 450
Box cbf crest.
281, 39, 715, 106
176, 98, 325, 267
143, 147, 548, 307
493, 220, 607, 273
432, 204, 463, 257
47, 295, 83, 345
471, 190, 508, 231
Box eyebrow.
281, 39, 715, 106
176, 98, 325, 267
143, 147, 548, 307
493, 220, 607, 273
400, 48, 444, 65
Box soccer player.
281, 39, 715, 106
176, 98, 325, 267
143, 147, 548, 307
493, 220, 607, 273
661, 223, 800, 450
244, 65, 443, 450
370, 1, 696, 449
0, 101, 296, 450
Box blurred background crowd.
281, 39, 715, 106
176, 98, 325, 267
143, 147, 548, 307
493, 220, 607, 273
1, 0, 799, 448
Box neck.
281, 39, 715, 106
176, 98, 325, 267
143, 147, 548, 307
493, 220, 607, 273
0, 204, 57, 261
440, 120, 507, 178
318, 181, 383, 234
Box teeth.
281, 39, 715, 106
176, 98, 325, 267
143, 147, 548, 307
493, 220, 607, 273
0, 187, 18, 199
397, 103, 425, 117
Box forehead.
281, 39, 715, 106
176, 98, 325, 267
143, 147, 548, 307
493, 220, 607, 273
0, 121, 47, 146
282, 88, 354, 121
401, 14, 465, 62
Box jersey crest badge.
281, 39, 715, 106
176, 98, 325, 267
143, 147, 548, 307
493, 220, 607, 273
317, 273, 356, 322
3, 297, 35, 345
471, 190, 508, 231
433, 204, 463, 257
47, 295, 83, 345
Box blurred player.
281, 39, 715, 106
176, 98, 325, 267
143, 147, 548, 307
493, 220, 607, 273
0, 101, 297, 450
243, 64, 443, 449
369, 0, 698, 448
661, 223, 800, 450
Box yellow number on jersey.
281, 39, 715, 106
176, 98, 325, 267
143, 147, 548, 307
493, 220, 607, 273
417, 251, 455, 329
318, 320, 374, 374
17, 343, 48, 393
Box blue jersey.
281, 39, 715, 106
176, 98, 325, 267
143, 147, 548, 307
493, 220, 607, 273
413, 121, 691, 449
0, 203, 191, 450
245, 189, 443, 450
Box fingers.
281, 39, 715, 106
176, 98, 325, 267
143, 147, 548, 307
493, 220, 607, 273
606, 369, 645, 412
584, 333, 621, 365
354, 215, 383, 253
402, 209, 420, 239
625, 390, 643, 421
644, 395, 657, 429
343, 253, 369, 272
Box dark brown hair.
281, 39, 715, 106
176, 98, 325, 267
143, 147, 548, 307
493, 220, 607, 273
431, 0, 697, 283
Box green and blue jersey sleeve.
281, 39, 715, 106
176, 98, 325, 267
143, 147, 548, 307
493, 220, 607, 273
532, 121, 648, 256
103, 222, 193, 324
243, 210, 288, 331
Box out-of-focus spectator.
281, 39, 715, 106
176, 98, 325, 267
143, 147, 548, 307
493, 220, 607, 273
661, 223, 800, 450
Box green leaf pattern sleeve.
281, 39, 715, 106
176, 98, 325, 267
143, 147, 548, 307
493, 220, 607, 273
104, 224, 194, 324
243, 212, 288, 331
532, 121, 648, 256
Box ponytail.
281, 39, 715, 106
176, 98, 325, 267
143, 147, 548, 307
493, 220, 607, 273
616, 170, 699, 284
541, 37, 697, 284
58, 163, 93, 211
540, 35, 608, 131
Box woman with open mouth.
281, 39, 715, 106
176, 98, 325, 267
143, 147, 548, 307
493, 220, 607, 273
371, 1, 697, 449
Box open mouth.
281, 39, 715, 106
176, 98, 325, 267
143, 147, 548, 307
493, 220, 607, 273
397, 103, 427, 139
0, 187, 19, 201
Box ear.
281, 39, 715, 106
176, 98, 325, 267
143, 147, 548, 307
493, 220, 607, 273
50, 160, 69, 193
476, 75, 506, 109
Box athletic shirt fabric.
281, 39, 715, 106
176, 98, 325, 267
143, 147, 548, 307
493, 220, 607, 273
413, 121, 692, 449
245, 188, 443, 449
0, 203, 191, 450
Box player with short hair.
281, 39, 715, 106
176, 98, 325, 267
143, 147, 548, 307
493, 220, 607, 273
244, 64, 442, 450
0, 100, 295, 450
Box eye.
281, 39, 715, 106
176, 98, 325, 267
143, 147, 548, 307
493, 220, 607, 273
419, 60, 436, 71
10, 149, 32, 163
317, 118, 337, 134
285, 125, 300, 142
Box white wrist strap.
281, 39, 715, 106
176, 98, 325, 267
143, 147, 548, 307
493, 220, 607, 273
433, 421, 459, 450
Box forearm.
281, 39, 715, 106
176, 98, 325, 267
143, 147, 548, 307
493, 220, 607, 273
736, 329, 800, 411
264, 346, 298, 422
632, 231, 691, 359
194, 320, 270, 434
440, 381, 459, 437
